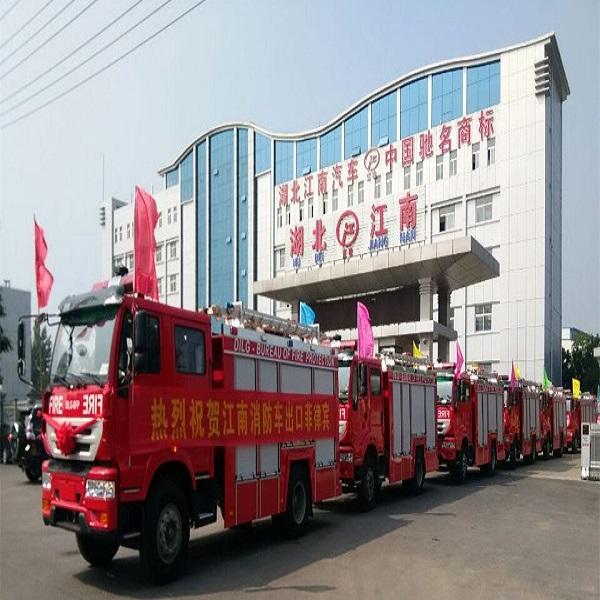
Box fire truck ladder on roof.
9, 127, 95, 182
379, 349, 431, 371
208, 302, 320, 341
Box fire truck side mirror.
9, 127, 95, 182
133, 311, 149, 372
17, 321, 25, 376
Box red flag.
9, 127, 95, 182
134, 186, 159, 301
357, 301, 374, 359
34, 218, 54, 309
454, 341, 464, 378
509, 361, 516, 391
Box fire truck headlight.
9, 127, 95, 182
42, 472, 51, 490
85, 479, 116, 500
340, 452, 353, 463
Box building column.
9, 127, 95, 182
437, 286, 450, 362
290, 300, 299, 322
418, 277, 436, 359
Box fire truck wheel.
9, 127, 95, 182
525, 442, 536, 465
452, 448, 468, 484
482, 443, 497, 475
406, 449, 425, 494
25, 466, 41, 482
507, 444, 517, 469
275, 464, 310, 539
140, 478, 190, 584
542, 437, 551, 460
358, 455, 377, 511
76, 534, 119, 567
554, 436, 563, 458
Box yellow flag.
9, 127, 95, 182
412, 341, 422, 358
572, 378, 581, 399
515, 365, 522, 379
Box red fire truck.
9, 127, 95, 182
501, 380, 543, 466
337, 351, 438, 510
567, 392, 599, 453
436, 369, 505, 482
18, 285, 340, 583
540, 389, 567, 459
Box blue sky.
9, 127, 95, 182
0, 0, 598, 332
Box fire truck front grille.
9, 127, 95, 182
46, 418, 103, 462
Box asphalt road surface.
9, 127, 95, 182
1, 455, 598, 600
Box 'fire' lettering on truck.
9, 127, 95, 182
149, 396, 333, 443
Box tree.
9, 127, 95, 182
0, 293, 12, 385
29, 319, 52, 402
562, 332, 600, 394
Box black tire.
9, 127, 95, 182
357, 454, 377, 511
542, 436, 551, 460
25, 466, 41, 482
274, 464, 311, 538
76, 534, 119, 567
140, 478, 190, 584
506, 443, 517, 469
406, 449, 426, 494
554, 435, 564, 458
2, 447, 9, 465
452, 447, 468, 484
525, 441, 536, 465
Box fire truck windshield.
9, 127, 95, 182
51, 306, 119, 387
437, 377, 454, 405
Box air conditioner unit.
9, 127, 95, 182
581, 422, 600, 481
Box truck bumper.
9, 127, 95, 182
42, 461, 119, 536
438, 437, 458, 463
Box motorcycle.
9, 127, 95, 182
18, 406, 48, 482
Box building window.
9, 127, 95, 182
156, 244, 163, 263
371, 90, 397, 146
467, 61, 500, 114
449, 150, 457, 176
344, 107, 368, 159
475, 303, 492, 332
348, 184, 354, 207
167, 208, 172, 225
157, 277, 163, 297
165, 168, 179, 188
299, 200, 305, 222
400, 77, 428, 137
168, 240, 178, 260
127, 253, 134, 270
416, 161, 423, 186
173, 206, 178, 223
472, 142, 480, 170
332, 189, 339, 211
449, 307, 455, 330
436, 155, 443, 181
277, 206, 283, 228
296, 138, 317, 175
357, 181, 364, 204
320, 126, 341, 169
439, 205, 455, 232
322, 192, 328, 214
432, 68, 463, 126
403, 166, 411, 190
254, 133, 271, 174
285, 204, 291, 225
169, 273, 178, 294
274, 246, 285, 274
308, 197, 314, 219
385, 171, 393, 195
180, 151, 193, 202
374, 175, 381, 199
275, 140, 294, 185
487, 138, 495, 166
114, 228, 118, 244
475, 196, 493, 223
119, 226, 123, 241
158, 212, 162, 228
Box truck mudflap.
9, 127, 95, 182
42, 463, 119, 535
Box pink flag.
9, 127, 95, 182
357, 301, 374, 359
509, 361, 516, 391
134, 186, 159, 301
34, 218, 54, 309
454, 341, 464, 378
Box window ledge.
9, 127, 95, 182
469, 330, 499, 337
432, 227, 462, 237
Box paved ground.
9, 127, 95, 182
1, 455, 598, 600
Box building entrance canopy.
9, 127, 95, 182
255, 236, 498, 304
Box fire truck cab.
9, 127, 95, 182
337, 351, 438, 510
24, 284, 340, 583
436, 370, 505, 483
568, 393, 599, 452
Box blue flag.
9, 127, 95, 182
299, 301, 315, 325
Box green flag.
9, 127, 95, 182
542, 368, 552, 390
